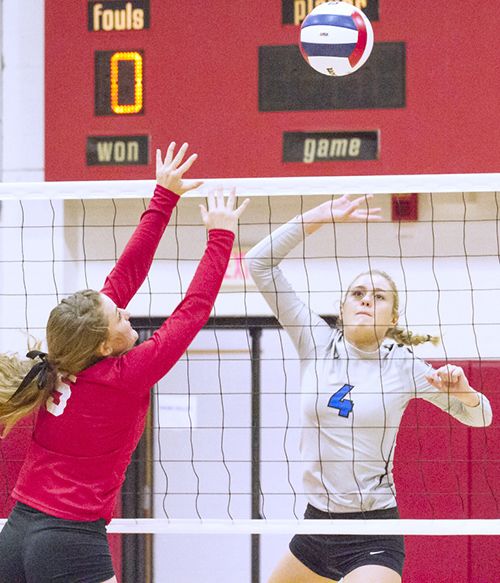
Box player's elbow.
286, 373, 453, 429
245, 251, 274, 284
469, 412, 493, 428
245, 250, 259, 275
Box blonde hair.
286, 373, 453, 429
46, 290, 109, 375
340, 270, 440, 347
0, 349, 50, 436
0, 290, 109, 436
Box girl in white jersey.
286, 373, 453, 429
246, 194, 492, 583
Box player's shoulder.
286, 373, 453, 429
381, 339, 408, 357
382, 340, 427, 363
382, 341, 433, 378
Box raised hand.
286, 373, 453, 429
156, 142, 204, 195
297, 194, 381, 235
327, 193, 381, 222
425, 364, 480, 407
199, 187, 250, 235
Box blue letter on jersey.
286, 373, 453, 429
328, 384, 354, 418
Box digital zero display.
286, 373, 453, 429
95, 50, 144, 116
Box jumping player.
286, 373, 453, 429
246, 194, 492, 583
0, 142, 249, 583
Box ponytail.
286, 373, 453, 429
1, 289, 109, 436
386, 327, 440, 347
0, 349, 57, 437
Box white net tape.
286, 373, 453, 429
0, 173, 500, 200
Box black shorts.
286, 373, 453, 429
289, 504, 405, 580
0, 502, 115, 583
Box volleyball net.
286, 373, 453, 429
0, 174, 500, 541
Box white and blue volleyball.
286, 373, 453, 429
300, 1, 374, 76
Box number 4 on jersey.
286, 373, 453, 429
328, 384, 354, 418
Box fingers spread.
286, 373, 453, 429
226, 187, 236, 211
343, 194, 381, 221
164, 142, 176, 167
235, 197, 250, 218
349, 197, 362, 210
171, 142, 188, 169
199, 204, 208, 222
216, 186, 224, 208
182, 179, 204, 193
355, 208, 382, 220
206, 189, 216, 212
178, 152, 198, 174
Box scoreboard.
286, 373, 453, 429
45, 1, 500, 181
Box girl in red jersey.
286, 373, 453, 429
0, 142, 249, 583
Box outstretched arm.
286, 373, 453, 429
246, 194, 381, 359
119, 187, 250, 391
101, 142, 203, 308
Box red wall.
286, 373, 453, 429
394, 360, 500, 582
45, 1, 500, 181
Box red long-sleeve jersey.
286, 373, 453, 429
13, 185, 234, 523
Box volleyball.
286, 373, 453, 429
299, 1, 374, 76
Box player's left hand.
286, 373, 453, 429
425, 364, 480, 406
199, 187, 250, 234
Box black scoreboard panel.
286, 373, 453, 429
259, 43, 405, 112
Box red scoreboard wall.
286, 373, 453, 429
45, 0, 500, 181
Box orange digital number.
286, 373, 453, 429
110, 51, 143, 114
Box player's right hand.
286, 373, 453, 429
156, 142, 203, 195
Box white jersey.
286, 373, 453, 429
246, 220, 493, 514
